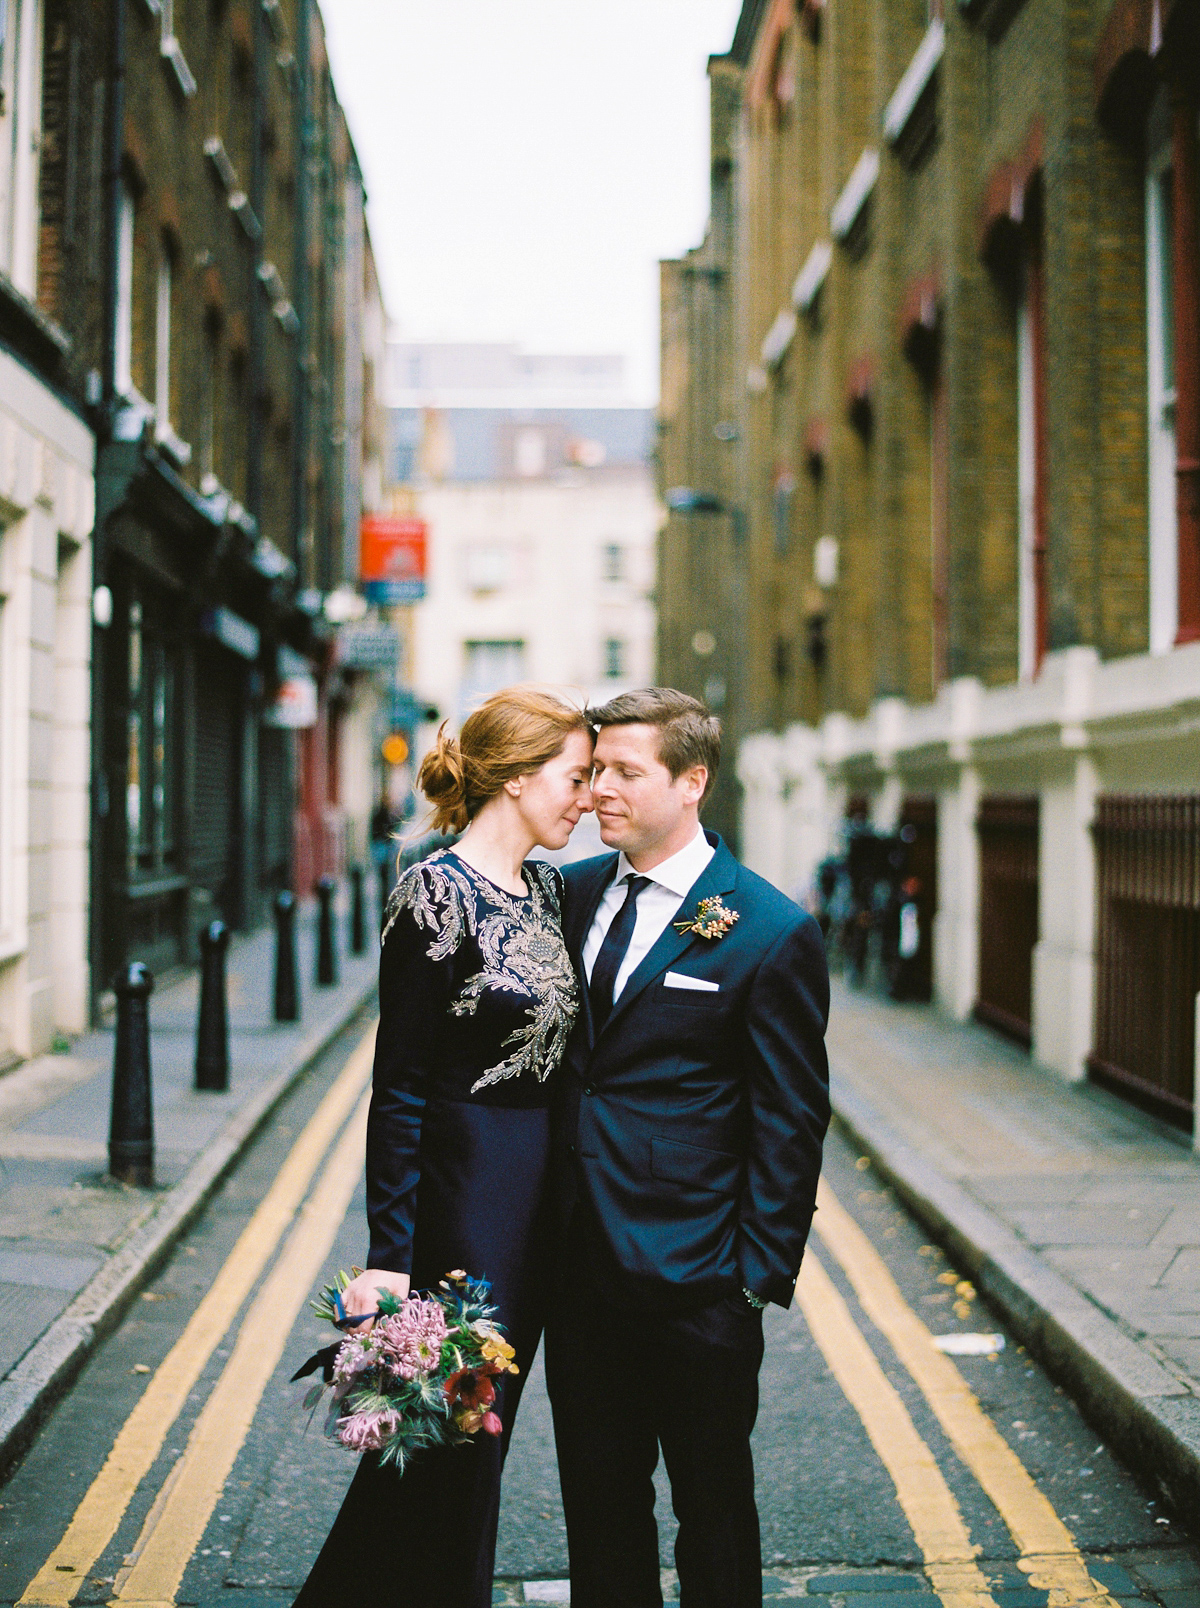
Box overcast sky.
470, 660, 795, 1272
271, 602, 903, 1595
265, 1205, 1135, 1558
319, 0, 745, 404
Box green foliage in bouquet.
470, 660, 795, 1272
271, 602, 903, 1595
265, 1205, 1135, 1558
295, 1270, 518, 1473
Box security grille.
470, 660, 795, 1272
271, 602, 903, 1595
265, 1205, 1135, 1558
975, 796, 1039, 1046
1089, 795, 1200, 1128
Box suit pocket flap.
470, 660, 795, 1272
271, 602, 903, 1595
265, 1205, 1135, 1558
650, 1136, 740, 1194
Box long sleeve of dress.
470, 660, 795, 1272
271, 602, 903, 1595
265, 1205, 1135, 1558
364, 877, 455, 1273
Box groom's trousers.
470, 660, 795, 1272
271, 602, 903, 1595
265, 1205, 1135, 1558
545, 1214, 765, 1608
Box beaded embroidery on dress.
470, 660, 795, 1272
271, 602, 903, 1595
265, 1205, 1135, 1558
384, 852, 579, 1092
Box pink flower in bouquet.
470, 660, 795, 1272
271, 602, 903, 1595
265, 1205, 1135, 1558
332, 1337, 379, 1389
375, 1297, 449, 1380
337, 1408, 401, 1453
481, 1411, 503, 1436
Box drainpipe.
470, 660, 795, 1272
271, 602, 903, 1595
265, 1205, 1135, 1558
246, 0, 266, 528
291, 0, 310, 580
88, 0, 128, 1021
100, 0, 124, 419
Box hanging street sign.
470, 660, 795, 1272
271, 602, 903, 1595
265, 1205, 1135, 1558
336, 623, 400, 669
360, 515, 427, 604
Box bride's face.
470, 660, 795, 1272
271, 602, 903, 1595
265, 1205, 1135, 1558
515, 729, 595, 850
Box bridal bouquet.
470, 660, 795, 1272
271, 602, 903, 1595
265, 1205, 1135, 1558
292, 1269, 518, 1472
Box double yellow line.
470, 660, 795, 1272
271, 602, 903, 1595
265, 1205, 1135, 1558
21, 1033, 1125, 1608
19, 1023, 377, 1608
801, 1178, 1120, 1608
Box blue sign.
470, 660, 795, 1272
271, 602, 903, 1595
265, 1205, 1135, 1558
364, 579, 426, 605
390, 689, 422, 729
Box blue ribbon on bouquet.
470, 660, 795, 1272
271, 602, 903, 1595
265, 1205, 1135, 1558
290, 1290, 383, 1384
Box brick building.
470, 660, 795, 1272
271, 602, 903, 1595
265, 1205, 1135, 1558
28, 0, 387, 1005
662, 0, 1200, 1134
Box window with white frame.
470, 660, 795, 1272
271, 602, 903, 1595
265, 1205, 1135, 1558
114, 181, 135, 396
155, 243, 172, 430
461, 640, 526, 711
603, 637, 626, 679
601, 543, 624, 583
199, 326, 218, 492
1145, 87, 1177, 655
0, 0, 43, 293
463, 543, 507, 594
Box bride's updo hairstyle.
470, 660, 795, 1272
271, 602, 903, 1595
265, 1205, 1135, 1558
417, 687, 591, 835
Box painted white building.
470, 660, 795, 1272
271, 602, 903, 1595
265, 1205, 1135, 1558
0, 0, 96, 1063
389, 345, 659, 859
737, 644, 1200, 1144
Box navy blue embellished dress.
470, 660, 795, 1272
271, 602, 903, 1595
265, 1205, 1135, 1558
293, 850, 578, 1608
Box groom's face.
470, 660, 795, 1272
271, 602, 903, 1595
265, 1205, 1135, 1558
591, 724, 707, 859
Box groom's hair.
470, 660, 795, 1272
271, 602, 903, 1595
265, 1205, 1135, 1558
589, 687, 721, 804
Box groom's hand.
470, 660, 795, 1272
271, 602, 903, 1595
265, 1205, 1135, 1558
340, 1267, 411, 1326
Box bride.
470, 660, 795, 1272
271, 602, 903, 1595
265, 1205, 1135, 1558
293, 687, 594, 1607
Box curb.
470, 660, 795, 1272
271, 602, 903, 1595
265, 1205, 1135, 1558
829, 1074, 1200, 1528
0, 980, 379, 1479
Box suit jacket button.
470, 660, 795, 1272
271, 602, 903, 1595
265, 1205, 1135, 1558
566, 1142, 576, 1155
583, 1084, 595, 1096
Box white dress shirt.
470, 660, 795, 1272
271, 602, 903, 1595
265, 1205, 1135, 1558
581, 826, 715, 1004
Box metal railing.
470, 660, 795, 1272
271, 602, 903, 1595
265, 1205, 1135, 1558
975, 796, 1040, 1046
1089, 794, 1200, 1128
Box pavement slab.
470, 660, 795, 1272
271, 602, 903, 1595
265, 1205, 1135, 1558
825, 978, 1200, 1522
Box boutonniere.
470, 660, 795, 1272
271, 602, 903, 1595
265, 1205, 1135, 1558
673, 895, 739, 941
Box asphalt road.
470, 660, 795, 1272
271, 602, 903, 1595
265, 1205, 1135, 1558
0, 1012, 1196, 1606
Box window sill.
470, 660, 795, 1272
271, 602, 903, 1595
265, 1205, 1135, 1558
155, 424, 192, 469
161, 35, 197, 99
883, 21, 943, 168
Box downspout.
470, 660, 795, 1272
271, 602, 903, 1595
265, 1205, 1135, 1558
291, 0, 310, 580
88, 0, 127, 1020
246, 0, 266, 528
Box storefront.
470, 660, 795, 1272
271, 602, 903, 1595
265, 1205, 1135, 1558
91, 436, 319, 995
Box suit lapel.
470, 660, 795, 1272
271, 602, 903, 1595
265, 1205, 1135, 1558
596, 834, 738, 1042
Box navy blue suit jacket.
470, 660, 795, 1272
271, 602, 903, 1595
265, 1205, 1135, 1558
553, 831, 830, 1310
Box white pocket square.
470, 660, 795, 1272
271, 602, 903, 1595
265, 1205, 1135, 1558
664, 971, 719, 992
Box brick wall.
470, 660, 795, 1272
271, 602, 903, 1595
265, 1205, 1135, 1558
662, 0, 1184, 740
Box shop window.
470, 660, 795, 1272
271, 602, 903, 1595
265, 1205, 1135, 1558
1146, 88, 1178, 654
125, 589, 180, 880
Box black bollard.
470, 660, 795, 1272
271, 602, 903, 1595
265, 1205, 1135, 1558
315, 875, 338, 986
195, 921, 230, 1091
349, 864, 366, 955
378, 858, 391, 927
109, 963, 155, 1186
273, 890, 300, 1022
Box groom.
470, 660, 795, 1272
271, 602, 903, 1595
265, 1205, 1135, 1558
546, 688, 830, 1608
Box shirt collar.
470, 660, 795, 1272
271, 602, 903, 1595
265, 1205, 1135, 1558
615, 826, 711, 898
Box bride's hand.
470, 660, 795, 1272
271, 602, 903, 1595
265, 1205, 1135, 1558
340, 1268, 410, 1326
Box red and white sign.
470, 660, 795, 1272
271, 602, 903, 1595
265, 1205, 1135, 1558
360, 515, 427, 602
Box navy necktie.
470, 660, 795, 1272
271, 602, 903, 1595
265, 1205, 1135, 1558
589, 874, 651, 1030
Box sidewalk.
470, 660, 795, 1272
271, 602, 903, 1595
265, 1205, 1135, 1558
826, 978, 1200, 1523
0, 898, 379, 1474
